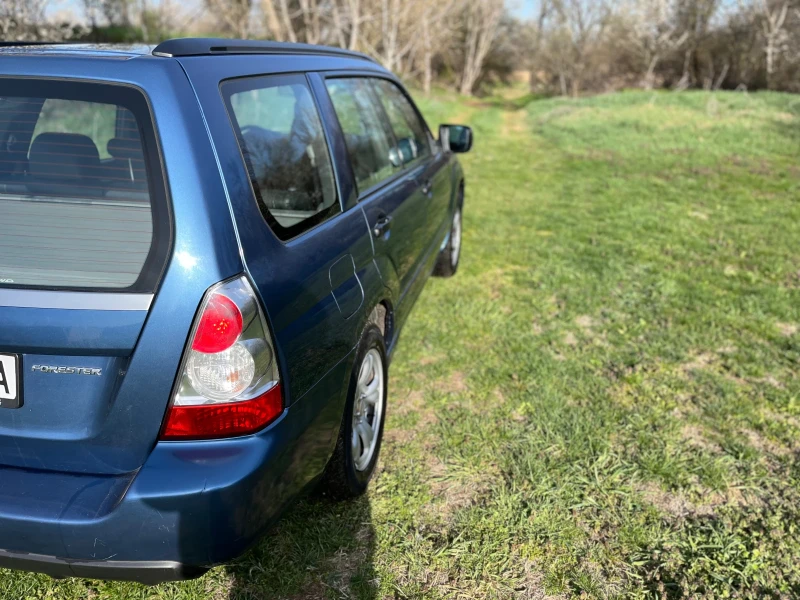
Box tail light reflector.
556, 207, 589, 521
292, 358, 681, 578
161, 385, 282, 440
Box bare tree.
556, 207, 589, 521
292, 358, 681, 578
340, 0, 364, 50
187, 0, 800, 95
83, 0, 134, 27
205, 0, 252, 38
298, 0, 323, 44
757, 0, 790, 88
550, 0, 607, 97
356, 0, 418, 73
531, 0, 552, 56
0, 0, 60, 41
674, 0, 720, 88
321, 0, 368, 49
140, 0, 187, 42
261, 0, 341, 45
254, 0, 506, 93
415, 0, 458, 93
626, 0, 687, 89
261, 0, 287, 41
276, 0, 298, 42
140, 0, 149, 41
459, 0, 504, 95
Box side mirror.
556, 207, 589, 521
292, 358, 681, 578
439, 124, 473, 154
396, 137, 418, 163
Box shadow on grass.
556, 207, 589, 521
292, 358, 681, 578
225, 494, 377, 599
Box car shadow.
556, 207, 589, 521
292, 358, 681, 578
224, 493, 377, 599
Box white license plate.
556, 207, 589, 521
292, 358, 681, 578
0, 353, 20, 409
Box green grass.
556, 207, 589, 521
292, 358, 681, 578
3, 88, 800, 599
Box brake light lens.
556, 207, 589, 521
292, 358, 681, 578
161, 276, 283, 440
191, 294, 243, 353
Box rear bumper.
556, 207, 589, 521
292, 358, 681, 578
0, 411, 295, 583
0, 342, 353, 584
0, 549, 205, 584
0, 381, 343, 584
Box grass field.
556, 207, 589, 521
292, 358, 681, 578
3, 88, 800, 599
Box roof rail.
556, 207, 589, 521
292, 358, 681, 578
152, 38, 378, 64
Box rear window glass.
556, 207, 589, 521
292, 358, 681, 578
0, 79, 167, 291
222, 74, 339, 240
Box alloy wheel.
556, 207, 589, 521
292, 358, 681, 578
351, 348, 384, 471
451, 209, 462, 267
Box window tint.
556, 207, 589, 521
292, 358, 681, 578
33, 99, 118, 159
224, 76, 338, 238
0, 81, 165, 291
325, 78, 399, 194
372, 79, 431, 165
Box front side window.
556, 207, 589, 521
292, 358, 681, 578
325, 78, 399, 194
223, 75, 338, 239
0, 80, 167, 291
372, 79, 431, 166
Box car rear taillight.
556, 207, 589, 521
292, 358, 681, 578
160, 276, 282, 440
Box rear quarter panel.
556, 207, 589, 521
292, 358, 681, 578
177, 54, 389, 488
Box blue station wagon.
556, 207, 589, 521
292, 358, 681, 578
0, 38, 472, 583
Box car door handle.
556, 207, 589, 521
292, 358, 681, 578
372, 215, 393, 238
421, 180, 433, 197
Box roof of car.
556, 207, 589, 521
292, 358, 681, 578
0, 42, 153, 58
0, 39, 378, 63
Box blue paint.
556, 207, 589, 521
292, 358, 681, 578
0, 43, 467, 582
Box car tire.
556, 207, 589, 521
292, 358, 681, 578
433, 196, 463, 278
318, 325, 387, 500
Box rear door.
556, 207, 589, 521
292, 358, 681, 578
323, 76, 429, 302
210, 70, 383, 481
219, 73, 375, 393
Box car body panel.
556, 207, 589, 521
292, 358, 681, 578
175, 54, 387, 486
0, 356, 353, 574
0, 45, 465, 581
175, 55, 380, 381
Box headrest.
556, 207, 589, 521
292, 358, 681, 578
289, 88, 319, 148
29, 132, 100, 182
107, 137, 144, 160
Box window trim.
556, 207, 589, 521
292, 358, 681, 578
321, 72, 437, 201
0, 76, 172, 294
220, 73, 342, 242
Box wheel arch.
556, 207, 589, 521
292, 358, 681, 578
366, 299, 395, 351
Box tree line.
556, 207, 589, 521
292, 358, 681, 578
529, 0, 800, 95
2, 0, 799, 96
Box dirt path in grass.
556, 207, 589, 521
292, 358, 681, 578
500, 103, 530, 137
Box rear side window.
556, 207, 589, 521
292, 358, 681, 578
371, 79, 431, 166
222, 75, 339, 240
325, 78, 400, 194
0, 79, 168, 291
